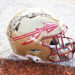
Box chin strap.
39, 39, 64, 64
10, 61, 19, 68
25, 55, 45, 63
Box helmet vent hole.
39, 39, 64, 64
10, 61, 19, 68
29, 15, 36, 18
29, 13, 36, 19
15, 22, 20, 31
30, 49, 40, 53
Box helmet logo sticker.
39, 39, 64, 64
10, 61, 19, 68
13, 22, 58, 45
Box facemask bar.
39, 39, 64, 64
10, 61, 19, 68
42, 25, 75, 62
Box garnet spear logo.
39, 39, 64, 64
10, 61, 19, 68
13, 22, 58, 45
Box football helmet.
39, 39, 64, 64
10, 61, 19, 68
7, 9, 75, 62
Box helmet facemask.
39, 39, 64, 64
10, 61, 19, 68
41, 25, 74, 62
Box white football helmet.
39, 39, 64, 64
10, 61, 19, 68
7, 9, 75, 62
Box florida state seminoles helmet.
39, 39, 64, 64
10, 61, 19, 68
7, 9, 75, 62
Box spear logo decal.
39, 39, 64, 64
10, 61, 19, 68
13, 22, 58, 45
